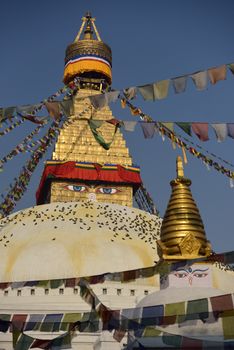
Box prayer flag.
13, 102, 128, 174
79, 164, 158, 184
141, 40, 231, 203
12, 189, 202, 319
176, 122, 192, 136
89, 94, 106, 109
208, 65, 227, 84
161, 122, 174, 132
191, 71, 208, 90
123, 87, 137, 100
210, 294, 233, 319
153, 79, 170, 99
186, 298, 208, 322
222, 311, 234, 340
165, 301, 185, 325
59, 99, 73, 117
192, 123, 209, 141
211, 124, 227, 142
106, 90, 120, 104
172, 76, 187, 93
140, 122, 156, 138
45, 102, 61, 119
121, 98, 126, 108
162, 332, 182, 347
228, 63, 234, 75
60, 313, 82, 331
138, 84, 154, 101
141, 305, 164, 326
24, 314, 44, 331
227, 124, 234, 138
0, 314, 11, 332
123, 121, 137, 132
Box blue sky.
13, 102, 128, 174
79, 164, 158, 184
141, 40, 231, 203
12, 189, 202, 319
1, 0, 234, 252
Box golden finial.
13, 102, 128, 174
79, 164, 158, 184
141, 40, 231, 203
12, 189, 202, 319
74, 12, 101, 42
176, 156, 184, 178
157, 157, 211, 260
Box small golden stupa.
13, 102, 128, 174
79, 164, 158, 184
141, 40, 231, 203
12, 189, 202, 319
157, 156, 212, 260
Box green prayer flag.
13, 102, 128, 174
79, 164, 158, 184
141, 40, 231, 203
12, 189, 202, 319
161, 122, 174, 132
60, 313, 82, 331
50, 279, 63, 289
176, 122, 192, 136
88, 120, 118, 150
162, 332, 182, 347
15, 333, 34, 350
165, 301, 185, 324
186, 298, 208, 321
222, 311, 234, 340
143, 326, 162, 337
89, 119, 104, 129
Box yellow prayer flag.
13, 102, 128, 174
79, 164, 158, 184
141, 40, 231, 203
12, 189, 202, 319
153, 79, 170, 99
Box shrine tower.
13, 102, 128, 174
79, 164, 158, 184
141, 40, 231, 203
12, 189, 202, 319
36, 12, 142, 208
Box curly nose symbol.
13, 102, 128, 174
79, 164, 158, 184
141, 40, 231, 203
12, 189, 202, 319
88, 193, 97, 201
188, 276, 193, 285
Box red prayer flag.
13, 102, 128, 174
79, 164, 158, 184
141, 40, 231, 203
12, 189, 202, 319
208, 65, 227, 84
192, 123, 209, 141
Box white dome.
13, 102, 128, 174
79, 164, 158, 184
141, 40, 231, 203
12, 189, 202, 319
0, 201, 161, 282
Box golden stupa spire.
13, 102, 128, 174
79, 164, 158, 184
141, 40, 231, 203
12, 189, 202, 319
157, 156, 211, 260
35, 13, 140, 208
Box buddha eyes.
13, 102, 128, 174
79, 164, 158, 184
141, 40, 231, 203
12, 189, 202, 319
193, 273, 208, 278
66, 185, 86, 192
64, 185, 119, 195
174, 272, 188, 278
98, 187, 118, 194
173, 271, 208, 279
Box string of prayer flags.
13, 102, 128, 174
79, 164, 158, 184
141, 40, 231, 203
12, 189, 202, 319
0, 106, 17, 122
208, 64, 227, 84
0, 117, 25, 137
0, 123, 46, 171
0, 117, 63, 216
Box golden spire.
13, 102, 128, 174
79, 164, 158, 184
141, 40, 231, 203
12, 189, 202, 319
157, 156, 211, 260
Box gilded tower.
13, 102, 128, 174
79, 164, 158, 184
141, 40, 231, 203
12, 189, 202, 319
36, 13, 142, 207
157, 156, 212, 260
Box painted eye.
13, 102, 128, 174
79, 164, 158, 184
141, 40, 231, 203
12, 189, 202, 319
98, 187, 118, 194
174, 272, 188, 278
66, 185, 87, 192
193, 273, 208, 278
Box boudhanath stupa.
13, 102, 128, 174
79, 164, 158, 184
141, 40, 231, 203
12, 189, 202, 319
0, 12, 234, 350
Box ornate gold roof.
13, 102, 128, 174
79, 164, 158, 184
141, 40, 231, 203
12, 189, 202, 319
63, 12, 112, 85
157, 156, 211, 260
